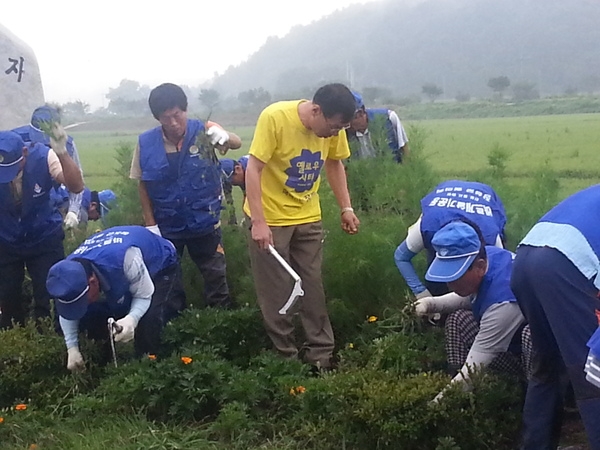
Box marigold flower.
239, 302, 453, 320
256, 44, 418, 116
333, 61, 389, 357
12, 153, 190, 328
0, 417, 4, 424
15, 404, 27, 411
29, 445, 38, 450
367, 315, 378, 323
289, 387, 296, 396
296, 386, 306, 394
348, 343, 354, 349
148, 354, 157, 360
181, 356, 193, 365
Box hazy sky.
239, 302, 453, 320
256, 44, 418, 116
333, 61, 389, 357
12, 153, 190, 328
3, 0, 381, 109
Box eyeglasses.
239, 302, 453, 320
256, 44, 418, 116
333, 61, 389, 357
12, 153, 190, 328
325, 120, 351, 133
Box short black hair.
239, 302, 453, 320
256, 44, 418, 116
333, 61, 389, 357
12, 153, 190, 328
313, 83, 356, 123
148, 83, 188, 119
90, 190, 99, 205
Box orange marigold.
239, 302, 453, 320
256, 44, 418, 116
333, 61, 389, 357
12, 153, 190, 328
181, 356, 193, 365
296, 386, 306, 394
0, 417, 4, 424
15, 404, 27, 411
148, 354, 157, 360
367, 315, 378, 323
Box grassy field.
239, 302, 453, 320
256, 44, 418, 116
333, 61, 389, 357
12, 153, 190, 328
413, 113, 600, 197
70, 113, 600, 200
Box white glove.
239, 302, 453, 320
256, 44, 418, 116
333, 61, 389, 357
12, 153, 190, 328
67, 347, 85, 372
113, 315, 137, 343
413, 293, 471, 316
49, 123, 68, 156
146, 224, 162, 236
63, 211, 79, 229
415, 289, 432, 300
414, 297, 434, 316
206, 125, 229, 146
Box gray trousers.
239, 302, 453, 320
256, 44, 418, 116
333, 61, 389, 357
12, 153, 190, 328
248, 221, 334, 368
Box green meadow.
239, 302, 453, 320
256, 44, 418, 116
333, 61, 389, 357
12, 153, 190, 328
71, 113, 600, 200
415, 113, 600, 197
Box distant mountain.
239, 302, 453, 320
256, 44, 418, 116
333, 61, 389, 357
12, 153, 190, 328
210, 0, 600, 100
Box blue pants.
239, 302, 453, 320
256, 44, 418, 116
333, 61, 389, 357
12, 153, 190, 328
511, 245, 600, 450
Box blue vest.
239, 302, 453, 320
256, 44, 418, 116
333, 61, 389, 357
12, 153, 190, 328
366, 109, 399, 155
471, 246, 516, 322
67, 225, 178, 315
538, 184, 600, 257
0, 143, 63, 248
11, 125, 77, 159
138, 119, 223, 237
420, 180, 507, 253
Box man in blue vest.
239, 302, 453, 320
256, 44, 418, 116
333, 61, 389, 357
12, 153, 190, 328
129, 83, 241, 309
12, 105, 86, 229
511, 184, 600, 450
220, 156, 248, 225
347, 91, 409, 163
395, 180, 507, 299
0, 127, 84, 329
46, 225, 186, 370
53, 187, 117, 228
421, 221, 528, 402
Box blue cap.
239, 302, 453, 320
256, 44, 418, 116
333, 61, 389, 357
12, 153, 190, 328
425, 222, 482, 283
29, 105, 61, 144
98, 189, 117, 218
46, 260, 90, 320
238, 155, 249, 170
352, 91, 364, 110
220, 158, 236, 180
0, 131, 25, 183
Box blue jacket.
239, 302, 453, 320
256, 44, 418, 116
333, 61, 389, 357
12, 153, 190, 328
421, 180, 507, 254
68, 225, 178, 316
0, 142, 63, 248
472, 246, 516, 322
138, 119, 223, 238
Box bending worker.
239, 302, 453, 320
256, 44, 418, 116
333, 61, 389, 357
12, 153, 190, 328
394, 179, 507, 299
46, 225, 186, 370
422, 221, 527, 402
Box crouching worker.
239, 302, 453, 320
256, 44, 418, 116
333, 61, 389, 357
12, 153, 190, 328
415, 221, 528, 402
46, 225, 186, 371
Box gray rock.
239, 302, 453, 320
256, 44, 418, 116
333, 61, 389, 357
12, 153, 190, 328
0, 23, 45, 130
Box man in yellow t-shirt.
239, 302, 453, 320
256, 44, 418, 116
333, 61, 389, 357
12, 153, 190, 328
244, 83, 360, 371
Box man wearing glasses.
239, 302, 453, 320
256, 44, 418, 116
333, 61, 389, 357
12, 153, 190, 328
244, 83, 360, 373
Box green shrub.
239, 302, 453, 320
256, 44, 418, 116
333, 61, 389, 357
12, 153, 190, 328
0, 321, 69, 408
162, 306, 270, 366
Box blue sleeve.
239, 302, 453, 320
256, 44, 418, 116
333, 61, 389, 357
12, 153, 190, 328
394, 240, 427, 295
